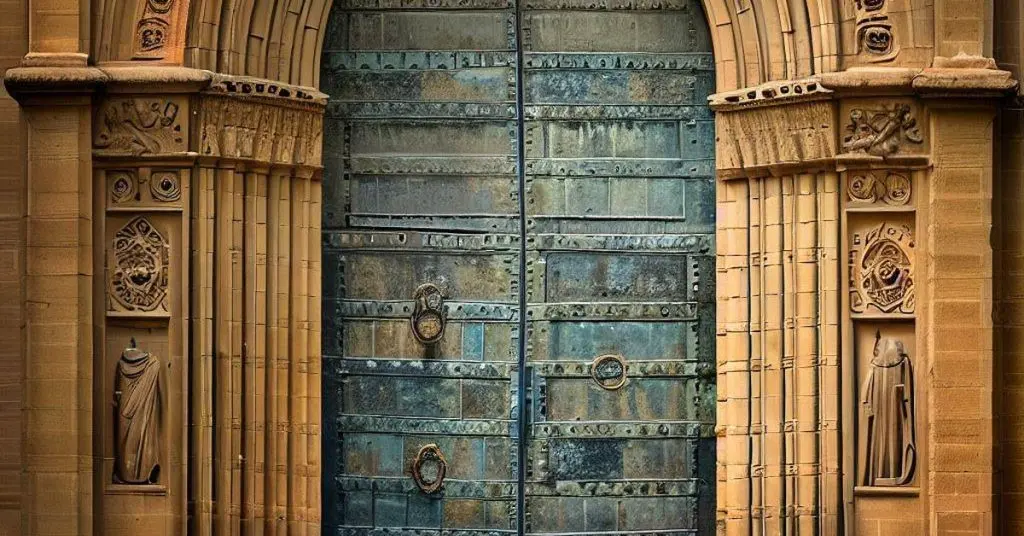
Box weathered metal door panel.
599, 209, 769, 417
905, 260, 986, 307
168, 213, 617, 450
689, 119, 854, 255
320, 1, 523, 532
321, 0, 716, 532
520, 0, 716, 533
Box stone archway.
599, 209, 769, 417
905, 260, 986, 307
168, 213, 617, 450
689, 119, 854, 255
2, 0, 1016, 533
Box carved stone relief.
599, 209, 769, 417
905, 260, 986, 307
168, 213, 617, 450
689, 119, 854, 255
848, 172, 911, 205
109, 217, 170, 314
842, 104, 923, 156
133, 0, 176, 59
110, 170, 139, 204
114, 338, 162, 484
714, 99, 836, 172
94, 98, 186, 156
850, 222, 915, 315
858, 330, 916, 486
854, 0, 898, 62
149, 171, 181, 202
198, 96, 324, 166
109, 170, 182, 205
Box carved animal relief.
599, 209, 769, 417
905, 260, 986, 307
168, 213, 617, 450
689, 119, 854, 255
842, 105, 923, 156
859, 331, 916, 486
109, 217, 170, 314
94, 99, 185, 156
850, 222, 915, 315
114, 339, 162, 484
848, 172, 911, 205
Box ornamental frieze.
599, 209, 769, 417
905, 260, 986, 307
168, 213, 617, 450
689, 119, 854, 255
198, 96, 324, 166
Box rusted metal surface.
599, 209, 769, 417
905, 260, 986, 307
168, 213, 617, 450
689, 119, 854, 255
320, 0, 716, 531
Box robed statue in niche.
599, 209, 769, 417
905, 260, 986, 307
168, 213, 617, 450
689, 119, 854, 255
859, 330, 916, 486
113, 338, 162, 484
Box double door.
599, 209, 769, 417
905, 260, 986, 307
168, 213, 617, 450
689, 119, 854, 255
321, 0, 717, 532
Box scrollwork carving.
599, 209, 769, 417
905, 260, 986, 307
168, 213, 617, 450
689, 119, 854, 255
859, 331, 916, 486
114, 338, 163, 484
94, 99, 185, 155
848, 172, 911, 205
850, 222, 915, 315
109, 217, 170, 314
854, 0, 898, 61
136, 18, 168, 52
842, 105, 923, 156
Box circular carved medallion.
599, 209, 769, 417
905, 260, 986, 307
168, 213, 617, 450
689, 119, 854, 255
412, 444, 447, 494
150, 171, 181, 202
110, 171, 137, 204
592, 354, 627, 390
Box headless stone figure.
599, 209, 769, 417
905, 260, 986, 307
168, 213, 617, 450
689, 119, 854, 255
114, 338, 162, 484
859, 330, 916, 486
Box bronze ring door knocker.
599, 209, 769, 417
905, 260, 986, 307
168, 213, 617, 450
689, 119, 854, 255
412, 444, 447, 494
411, 283, 447, 345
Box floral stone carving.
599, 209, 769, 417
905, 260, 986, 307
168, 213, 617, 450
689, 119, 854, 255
842, 104, 923, 156
94, 99, 185, 156
114, 338, 163, 484
859, 330, 916, 486
109, 217, 170, 314
850, 222, 915, 315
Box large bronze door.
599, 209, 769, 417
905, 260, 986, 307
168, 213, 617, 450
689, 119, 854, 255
320, 0, 716, 532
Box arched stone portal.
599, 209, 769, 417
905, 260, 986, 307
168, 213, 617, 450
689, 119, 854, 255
317, 0, 717, 533
1, 0, 1017, 533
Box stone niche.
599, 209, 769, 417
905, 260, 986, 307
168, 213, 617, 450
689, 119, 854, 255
96, 163, 189, 532
843, 170, 924, 533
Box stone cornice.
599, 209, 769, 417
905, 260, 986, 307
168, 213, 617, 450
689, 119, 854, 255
4, 59, 327, 109
709, 54, 1018, 111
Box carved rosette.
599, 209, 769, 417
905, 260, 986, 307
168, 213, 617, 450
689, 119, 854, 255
849, 222, 915, 315
848, 172, 911, 205
110, 170, 139, 204
109, 217, 170, 315
150, 171, 181, 202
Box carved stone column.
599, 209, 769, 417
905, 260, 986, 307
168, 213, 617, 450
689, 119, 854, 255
712, 58, 1015, 535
